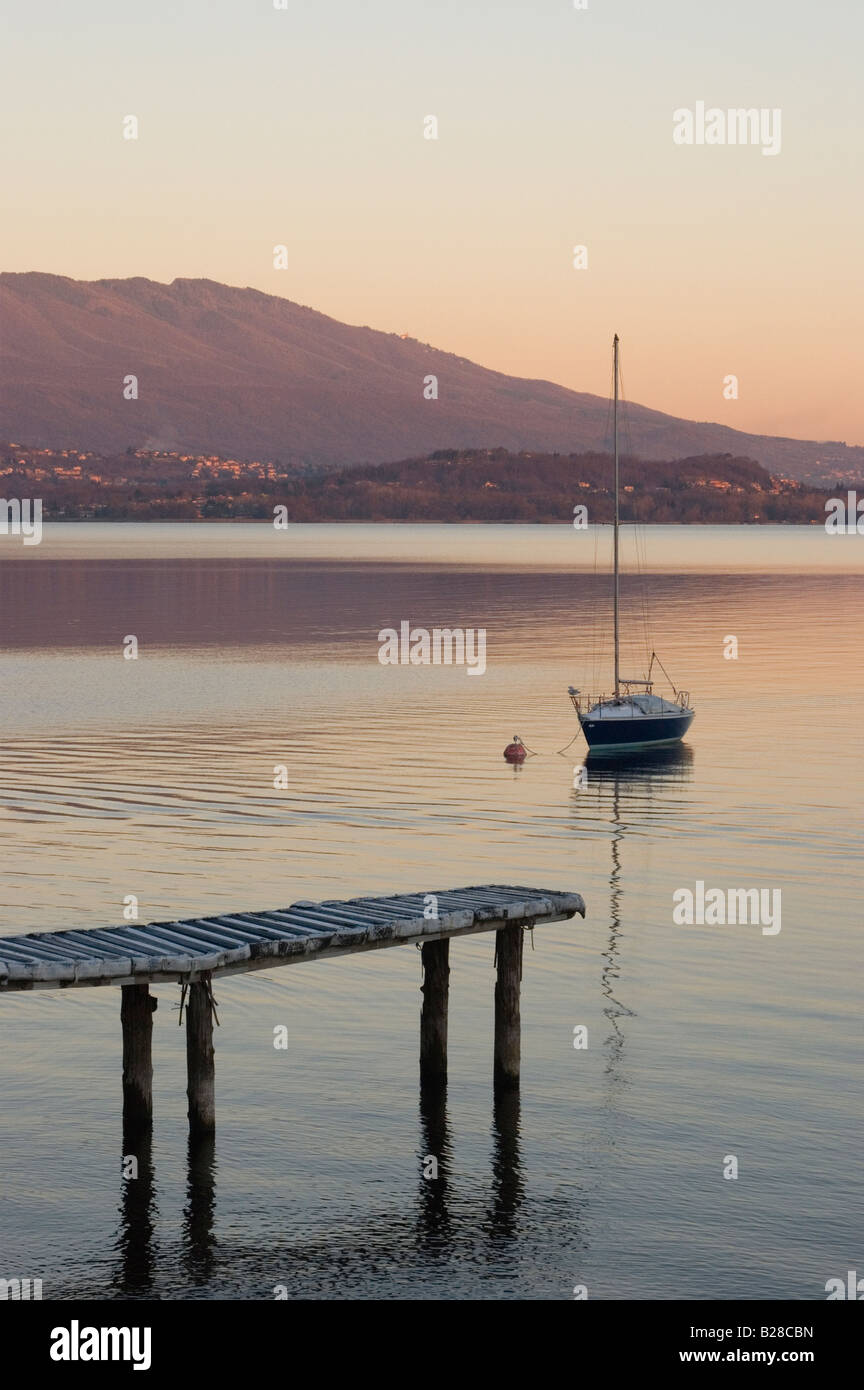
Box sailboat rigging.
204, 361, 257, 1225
568, 335, 695, 752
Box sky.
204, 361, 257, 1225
3, 0, 862, 444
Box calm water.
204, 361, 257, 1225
0, 523, 861, 1301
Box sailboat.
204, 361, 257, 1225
568, 335, 695, 753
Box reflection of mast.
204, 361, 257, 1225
600, 770, 636, 1070
580, 745, 694, 1074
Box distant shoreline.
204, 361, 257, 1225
34, 517, 831, 527
6, 445, 854, 526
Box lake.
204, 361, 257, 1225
0, 523, 861, 1300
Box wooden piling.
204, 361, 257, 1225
186, 976, 216, 1135
121, 984, 155, 1133
493, 924, 523, 1092
420, 939, 450, 1088
3, 888, 584, 1144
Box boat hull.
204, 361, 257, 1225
579, 709, 694, 752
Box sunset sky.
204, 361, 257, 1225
3, 0, 861, 443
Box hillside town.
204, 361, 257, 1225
0, 442, 853, 524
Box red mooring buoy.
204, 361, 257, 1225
503, 735, 527, 763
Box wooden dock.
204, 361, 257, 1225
0, 884, 584, 1135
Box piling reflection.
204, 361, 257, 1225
416, 1079, 525, 1255
183, 1135, 218, 1283
416, 1081, 452, 1248
114, 1127, 157, 1295
487, 1090, 523, 1241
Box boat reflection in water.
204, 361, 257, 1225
575, 743, 694, 1074
583, 742, 695, 781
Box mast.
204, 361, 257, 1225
613, 333, 620, 697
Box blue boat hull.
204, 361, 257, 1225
579, 709, 694, 752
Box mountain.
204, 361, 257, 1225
1, 272, 860, 481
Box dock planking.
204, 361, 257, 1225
0, 884, 585, 1134
0, 885, 584, 991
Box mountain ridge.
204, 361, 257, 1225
1, 272, 860, 481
